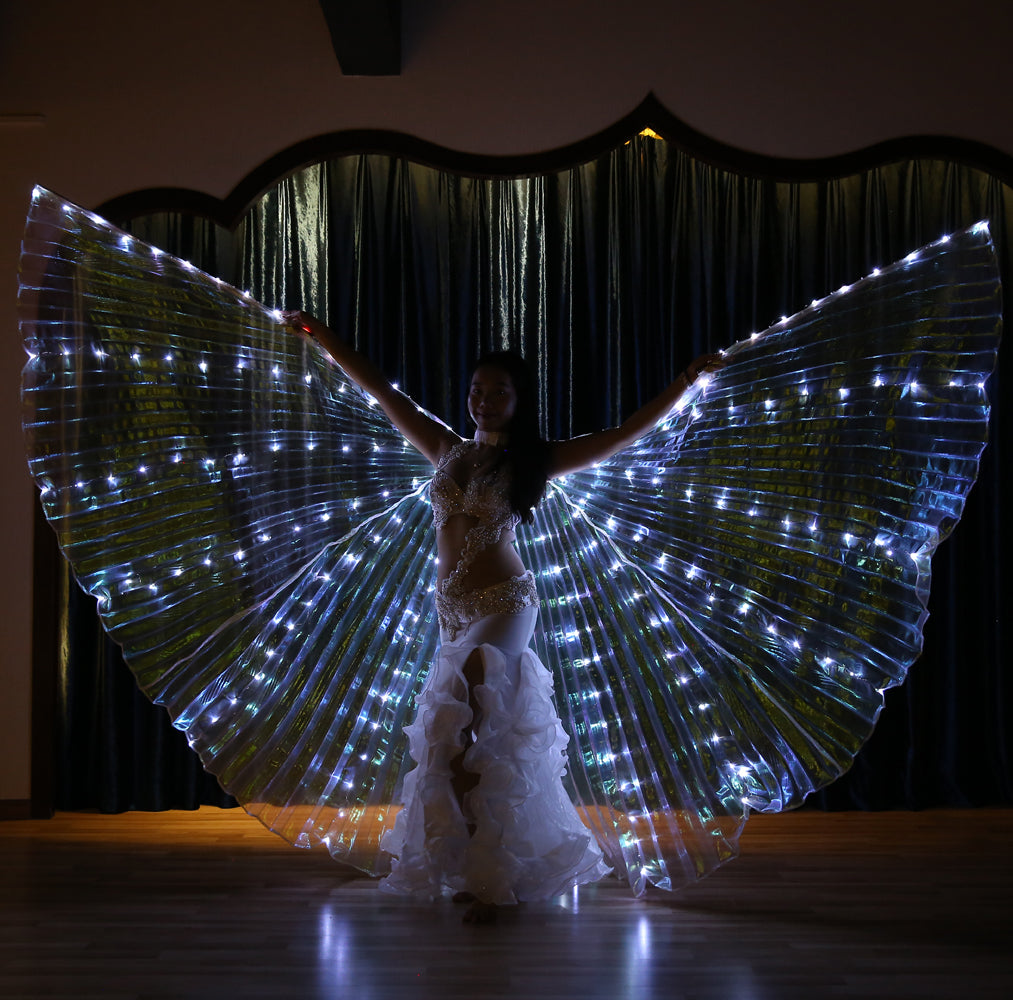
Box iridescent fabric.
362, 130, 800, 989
20, 188, 1001, 894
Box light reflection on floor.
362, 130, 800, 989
310, 878, 770, 1000
3, 809, 1009, 1000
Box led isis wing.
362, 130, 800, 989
522, 224, 1001, 892
20, 187, 1002, 893
21, 187, 438, 871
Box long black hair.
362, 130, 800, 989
471, 350, 549, 524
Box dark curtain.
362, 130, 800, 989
56, 135, 1011, 811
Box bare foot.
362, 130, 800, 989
462, 901, 497, 925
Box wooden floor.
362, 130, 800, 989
1, 808, 1010, 999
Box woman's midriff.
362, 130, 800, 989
436, 515, 525, 592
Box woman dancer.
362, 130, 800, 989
283, 310, 722, 922
20, 192, 1000, 917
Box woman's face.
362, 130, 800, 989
468, 365, 518, 433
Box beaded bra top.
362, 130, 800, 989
431, 441, 522, 620
430, 440, 519, 536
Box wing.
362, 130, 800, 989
21, 187, 439, 871
521, 224, 1001, 893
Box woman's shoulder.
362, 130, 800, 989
434, 434, 469, 468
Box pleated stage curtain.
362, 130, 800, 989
54, 135, 1010, 812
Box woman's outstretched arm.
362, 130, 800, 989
546, 353, 725, 478
282, 311, 458, 467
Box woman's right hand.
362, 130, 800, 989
280, 310, 326, 343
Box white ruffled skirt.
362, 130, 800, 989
379, 606, 611, 904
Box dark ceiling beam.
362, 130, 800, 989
317, 0, 401, 76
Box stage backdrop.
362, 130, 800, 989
52, 129, 1010, 813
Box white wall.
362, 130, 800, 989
2, 0, 1011, 802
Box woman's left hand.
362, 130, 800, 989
685, 353, 726, 383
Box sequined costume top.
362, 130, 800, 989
430, 440, 519, 534
431, 440, 537, 638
